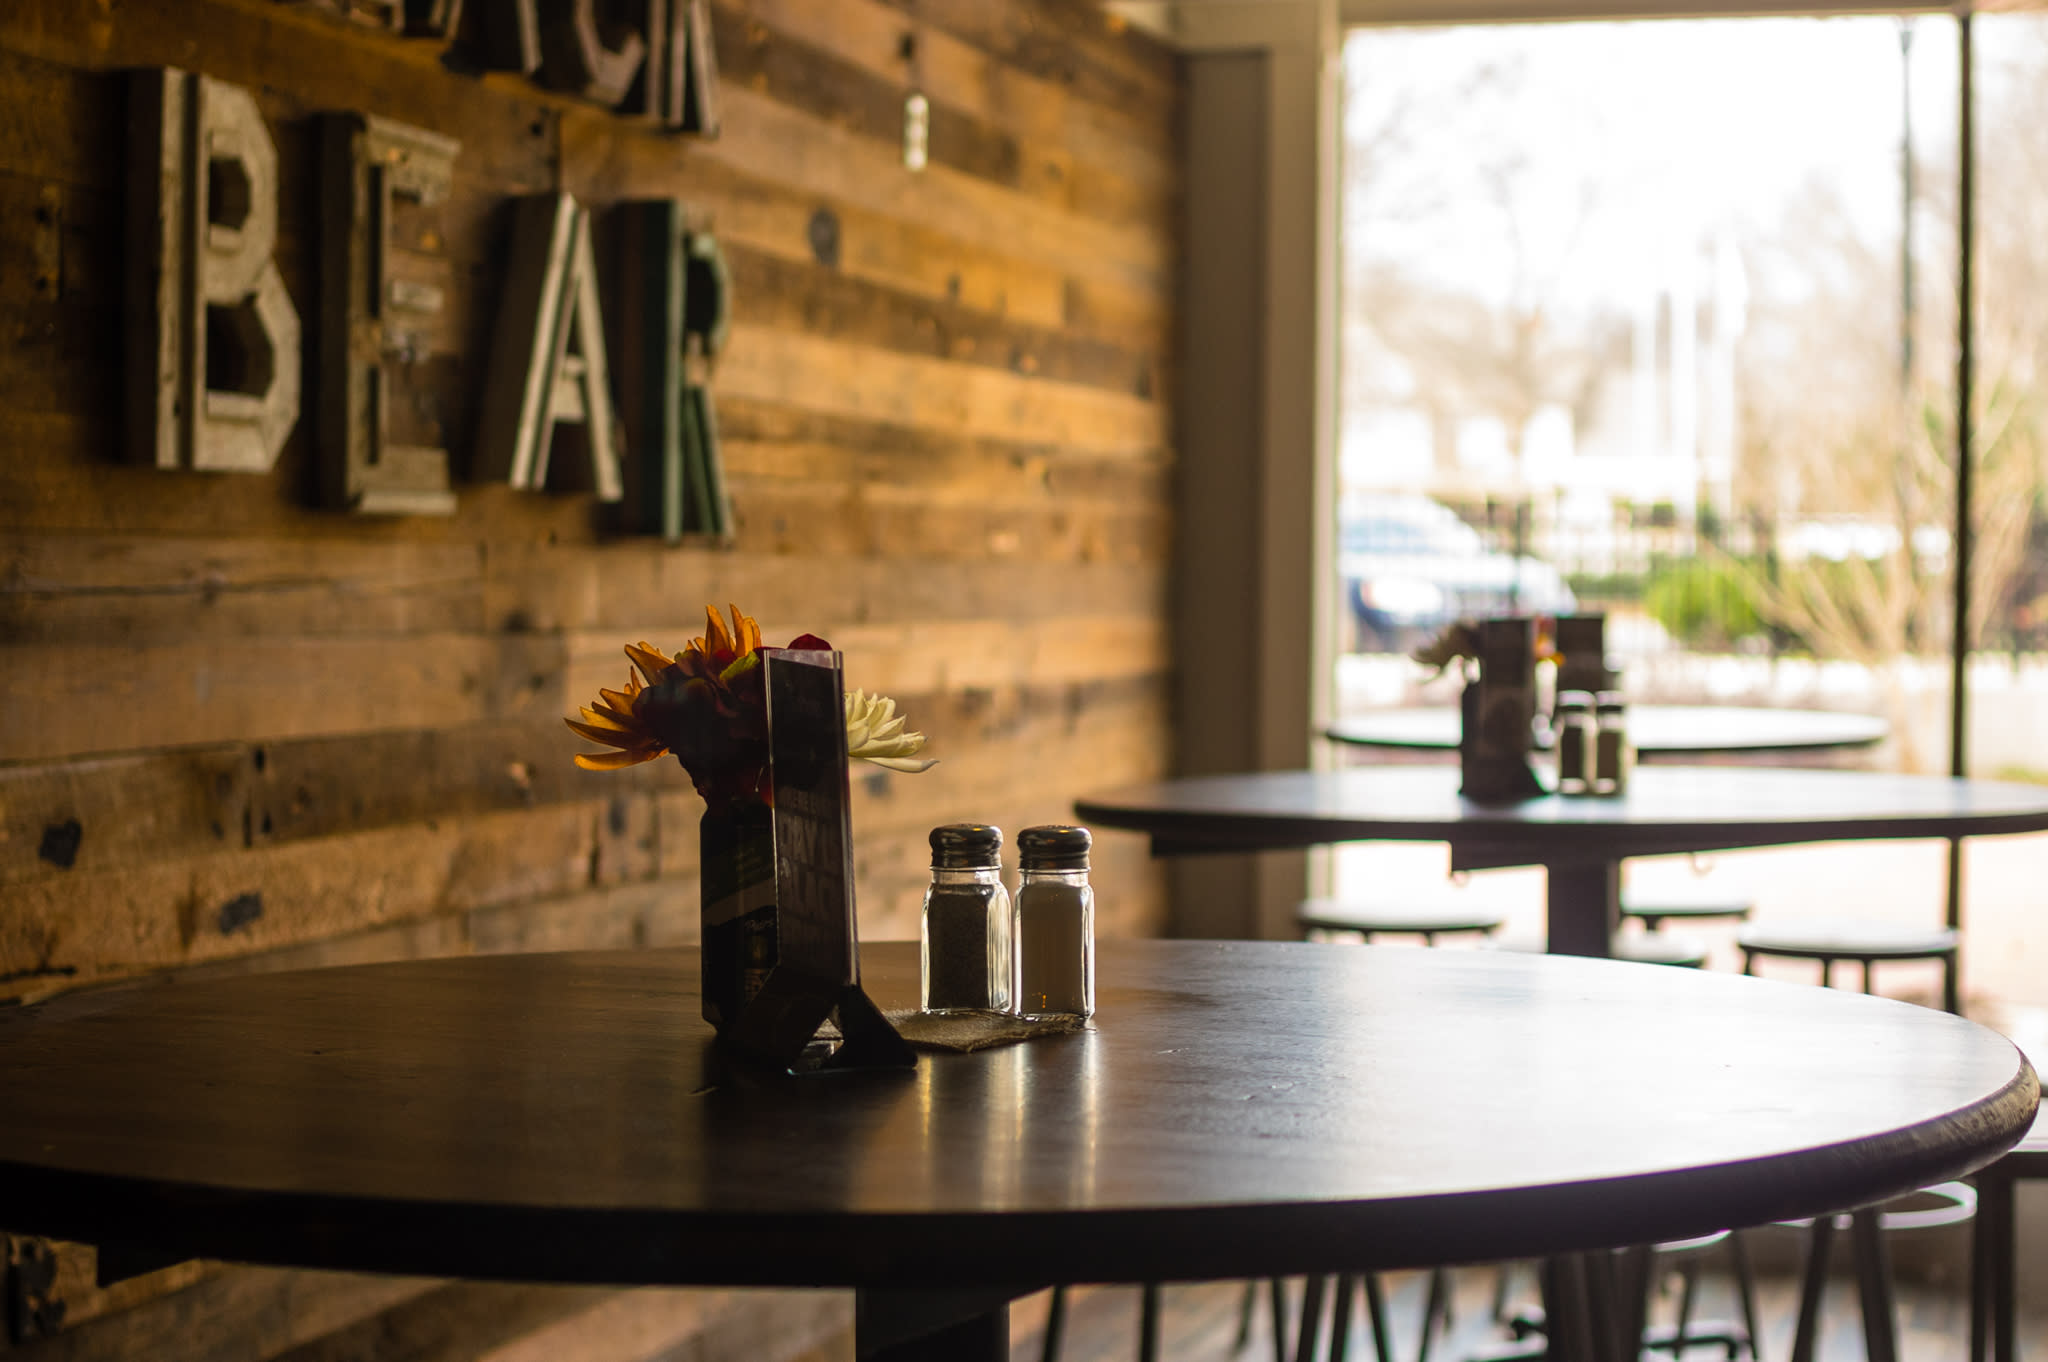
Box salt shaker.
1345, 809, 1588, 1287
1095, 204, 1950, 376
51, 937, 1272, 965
1554, 690, 1595, 795
921, 824, 1013, 1014
1012, 825, 1095, 1021
1594, 691, 1632, 795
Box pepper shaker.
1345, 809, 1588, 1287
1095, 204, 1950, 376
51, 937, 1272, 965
1593, 691, 1632, 795
921, 824, 1012, 1014
1012, 825, 1095, 1021
1554, 690, 1595, 795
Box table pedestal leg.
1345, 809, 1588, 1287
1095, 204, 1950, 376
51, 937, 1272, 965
856, 1287, 1021, 1362
1546, 860, 1620, 958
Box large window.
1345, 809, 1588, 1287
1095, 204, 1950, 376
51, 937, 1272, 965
1333, 14, 2048, 1020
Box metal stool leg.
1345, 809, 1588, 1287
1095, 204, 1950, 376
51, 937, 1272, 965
1850, 1208, 1900, 1362
1294, 1276, 1327, 1362
1236, 1280, 1258, 1354
1730, 1230, 1763, 1359
1971, 1170, 2017, 1362
1945, 952, 1962, 1016
1328, 1275, 1356, 1362
1364, 1273, 1394, 1362
1789, 1215, 1836, 1362
1138, 1283, 1163, 1362
1669, 1255, 1701, 1353
1271, 1278, 1292, 1362
1415, 1267, 1449, 1362
1041, 1285, 1068, 1362
1993, 1172, 2018, 1362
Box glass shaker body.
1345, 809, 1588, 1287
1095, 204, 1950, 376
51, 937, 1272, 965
1012, 826, 1095, 1020
921, 826, 1013, 1014
1593, 692, 1632, 795
1553, 691, 1595, 795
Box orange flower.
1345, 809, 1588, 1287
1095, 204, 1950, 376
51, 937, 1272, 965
567, 604, 928, 809
565, 641, 677, 771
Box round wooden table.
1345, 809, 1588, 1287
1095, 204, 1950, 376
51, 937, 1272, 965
1075, 766, 2048, 957
1325, 704, 1889, 759
0, 941, 2034, 1361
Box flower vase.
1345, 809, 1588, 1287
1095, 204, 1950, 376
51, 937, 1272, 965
699, 801, 778, 1030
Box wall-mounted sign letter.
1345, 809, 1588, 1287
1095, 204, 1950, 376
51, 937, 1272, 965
316, 113, 461, 515
461, 0, 541, 73
126, 68, 302, 473
475, 194, 624, 499
679, 0, 719, 137
402, 0, 463, 37
605, 199, 688, 538
537, 0, 647, 107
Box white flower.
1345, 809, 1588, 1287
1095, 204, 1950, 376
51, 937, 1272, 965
844, 689, 937, 772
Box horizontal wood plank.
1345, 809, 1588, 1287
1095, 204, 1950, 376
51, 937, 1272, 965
724, 241, 1163, 402
0, 633, 565, 762
4, 529, 1164, 641
0, 533, 487, 644
0, 797, 660, 987
716, 324, 1167, 457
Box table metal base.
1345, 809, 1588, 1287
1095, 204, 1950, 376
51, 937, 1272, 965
1545, 860, 1622, 958
856, 1286, 1030, 1362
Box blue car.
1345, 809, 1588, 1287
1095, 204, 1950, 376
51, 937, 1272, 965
1340, 496, 1575, 652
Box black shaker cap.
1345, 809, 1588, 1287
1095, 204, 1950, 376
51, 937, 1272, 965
930, 823, 1003, 868
1019, 824, 1091, 870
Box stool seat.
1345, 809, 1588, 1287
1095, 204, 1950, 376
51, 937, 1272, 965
1615, 933, 1712, 968
1993, 1105, 2048, 1176
1297, 899, 1506, 940
1621, 894, 1754, 927
1737, 920, 1959, 960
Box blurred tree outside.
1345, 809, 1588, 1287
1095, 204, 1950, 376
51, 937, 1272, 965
1728, 24, 2048, 767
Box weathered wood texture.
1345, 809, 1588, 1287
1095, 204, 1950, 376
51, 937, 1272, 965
0, 0, 1178, 1357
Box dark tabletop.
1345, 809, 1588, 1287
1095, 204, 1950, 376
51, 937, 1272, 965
1325, 705, 1890, 758
0, 941, 2032, 1289
1075, 765, 2048, 863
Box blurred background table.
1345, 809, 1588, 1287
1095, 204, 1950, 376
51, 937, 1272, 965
1076, 766, 2048, 957
1325, 704, 1889, 760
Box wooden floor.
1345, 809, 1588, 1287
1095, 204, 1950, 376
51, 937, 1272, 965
1010, 1264, 2048, 1362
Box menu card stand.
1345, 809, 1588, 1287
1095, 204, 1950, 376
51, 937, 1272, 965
720, 649, 915, 1074
1460, 617, 1548, 805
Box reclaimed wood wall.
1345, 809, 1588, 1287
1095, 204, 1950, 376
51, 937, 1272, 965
0, 0, 1179, 1355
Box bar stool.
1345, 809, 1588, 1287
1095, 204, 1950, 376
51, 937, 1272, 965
1489, 1231, 1763, 1361
1969, 1107, 2048, 1362
1736, 920, 1960, 1015
1738, 919, 1970, 1362
1297, 899, 1507, 946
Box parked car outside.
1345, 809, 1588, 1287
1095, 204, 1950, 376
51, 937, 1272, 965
1340, 495, 1576, 652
